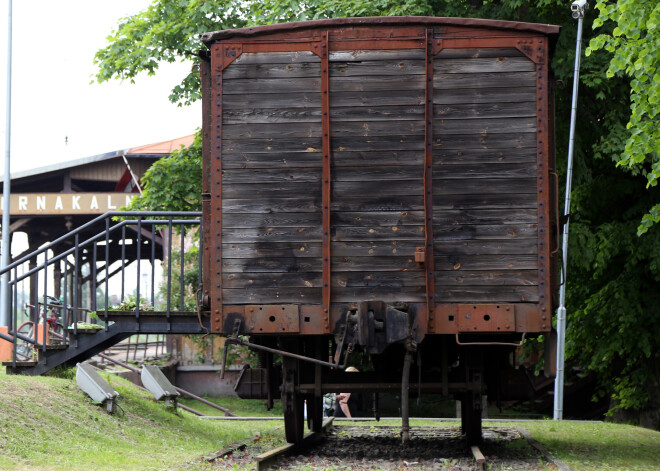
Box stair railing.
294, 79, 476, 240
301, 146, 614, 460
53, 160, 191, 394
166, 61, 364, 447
0, 211, 202, 369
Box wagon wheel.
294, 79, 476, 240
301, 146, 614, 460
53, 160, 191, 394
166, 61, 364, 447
461, 392, 482, 446
306, 336, 325, 433
282, 343, 305, 444
306, 394, 323, 433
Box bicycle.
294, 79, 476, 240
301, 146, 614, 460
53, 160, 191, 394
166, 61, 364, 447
15, 296, 67, 361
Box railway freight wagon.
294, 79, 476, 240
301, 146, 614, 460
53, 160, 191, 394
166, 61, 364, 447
200, 17, 561, 445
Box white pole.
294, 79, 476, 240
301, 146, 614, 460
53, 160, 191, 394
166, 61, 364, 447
554, 1, 587, 420
1, 0, 13, 327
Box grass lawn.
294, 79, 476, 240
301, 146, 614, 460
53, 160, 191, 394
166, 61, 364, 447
1, 369, 658, 470
0, 369, 280, 471
518, 420, 660, 471
178, 395, 283, 417
410, 419, 660, 471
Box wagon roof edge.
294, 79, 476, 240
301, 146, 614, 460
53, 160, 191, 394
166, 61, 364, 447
201, 16, 561, 44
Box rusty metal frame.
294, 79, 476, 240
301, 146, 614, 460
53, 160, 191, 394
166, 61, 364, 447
200, 17, 561, 44
423, 29, 437, 331
200, 56, 212, 317
456, 305, 515, 333
429, 35, 553, 334
209, 43, 224, 333
320, 32, 332, 334
533, 37, 552, 331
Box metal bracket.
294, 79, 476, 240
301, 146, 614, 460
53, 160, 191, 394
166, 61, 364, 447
455, 332, 526, 347
220, 318, 242, 378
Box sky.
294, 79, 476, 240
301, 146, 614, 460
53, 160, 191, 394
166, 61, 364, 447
0, 0, 201, 175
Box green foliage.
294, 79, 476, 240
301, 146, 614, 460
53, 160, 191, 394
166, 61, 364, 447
567, 162, 660, 413
586, 0, 660, 233
127, 131, 202, 213
110, 294, 155, 311
94, 0, 248, 106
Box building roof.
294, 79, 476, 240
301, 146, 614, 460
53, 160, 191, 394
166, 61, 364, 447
5, 135, 195, 182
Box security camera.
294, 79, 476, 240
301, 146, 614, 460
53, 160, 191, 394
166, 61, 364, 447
571, 0, 588, 19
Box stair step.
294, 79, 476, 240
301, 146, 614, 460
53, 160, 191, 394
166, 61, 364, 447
3, 361, 38, 367
44, 344, 69, 350
66, 328, 102, 334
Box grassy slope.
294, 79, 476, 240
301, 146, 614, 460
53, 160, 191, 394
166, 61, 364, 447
0, 370, 280, 471
178, 396, 283, 417
1, 372, 658, 471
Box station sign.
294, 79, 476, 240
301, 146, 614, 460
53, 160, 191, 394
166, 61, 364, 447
0, 193, 136, 215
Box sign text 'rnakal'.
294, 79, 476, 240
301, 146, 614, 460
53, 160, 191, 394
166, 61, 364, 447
0, 194, 135, 215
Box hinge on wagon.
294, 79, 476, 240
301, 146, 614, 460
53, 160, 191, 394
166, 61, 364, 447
415, 247, 426, 266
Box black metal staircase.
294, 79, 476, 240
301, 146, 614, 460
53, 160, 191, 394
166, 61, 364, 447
0, 211, 206, 375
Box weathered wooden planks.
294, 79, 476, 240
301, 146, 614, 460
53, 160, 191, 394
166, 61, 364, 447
433, 224, 538, 241
433, 101, 536, 120
433, 86, 537, 105
223, 62, 321, 80
224, 122, 322, 139
223, 138, 322, 153
223, 92, 322, 109
432, 162, 537, 179
432, 286, 539, 303
434, 56, 535, 74
330, 49, 426, 62
435, 270, 538, 286
231, 51, 321, 65
328, 49, 427, 303
434, 48, 525, 59
223, 108, 323, 125
433, 254, 539, 271
434, 72, 536, 90
433, 117, 536, 135
221, 51, 324, 302
434, 147, 537, 165
223, 257, 321, 273
330, 90, 425, 107
430, 49, 539, 303
433, 239, 537, 255
218, 44, 544, 305
223, 242, 322, 258
222, 197, 321, 214
222, 77, 321, 94
432, 132, 536, 150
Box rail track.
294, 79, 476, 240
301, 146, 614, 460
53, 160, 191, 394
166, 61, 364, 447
203, 421, 570, 470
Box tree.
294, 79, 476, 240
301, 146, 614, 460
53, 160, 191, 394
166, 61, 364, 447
586, 0, 660, 235
128, 132, 202, 213
95, 0, 660, 427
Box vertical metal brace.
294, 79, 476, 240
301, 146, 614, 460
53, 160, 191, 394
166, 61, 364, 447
136, 217, 142, 326
534, 37, 551, 330
167, 217, 173, 320
42, 252, 48, 356
424, 29, 436, 329
151, 224, 156, 305
104, 218, 110, 331
180, 225, 185, 312
321, 32, 331, 333
73, 234, 79, 346
210, 44, 227, 333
